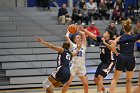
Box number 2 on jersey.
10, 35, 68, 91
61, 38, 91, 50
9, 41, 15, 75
66, 53, 71, 60
77, 51, 82, 57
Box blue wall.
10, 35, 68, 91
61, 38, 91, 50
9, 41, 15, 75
27, 0, 37, 7
27, 0, 138, 8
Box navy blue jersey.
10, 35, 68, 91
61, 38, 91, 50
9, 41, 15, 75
119, 34, 135, 54
57, 49, 72, 67
117, 33, 140, 44
97, 36, 114, 63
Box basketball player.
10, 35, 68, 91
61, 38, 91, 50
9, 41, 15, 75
62, 29, 88, 93
107, 19, 137, 93
79, 26, 115, 93
35, 36, 82, 93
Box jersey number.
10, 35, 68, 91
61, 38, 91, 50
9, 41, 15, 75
66, 53, 71, 60
77, 51, 82, 57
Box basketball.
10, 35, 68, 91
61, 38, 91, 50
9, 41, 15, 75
67, 24, 78, 34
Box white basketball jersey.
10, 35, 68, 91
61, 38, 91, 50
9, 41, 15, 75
71, 42, 86, 65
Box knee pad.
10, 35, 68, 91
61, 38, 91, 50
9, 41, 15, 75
42, 78, 52, 89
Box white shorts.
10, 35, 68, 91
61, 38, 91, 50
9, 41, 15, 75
70, 64, 86, 76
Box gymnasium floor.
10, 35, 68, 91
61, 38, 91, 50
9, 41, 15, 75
0, 86, 133, 93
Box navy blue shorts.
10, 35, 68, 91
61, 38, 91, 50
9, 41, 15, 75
115, 54, 135, 71
95, 61, 115, 78
52, 66, 70, 84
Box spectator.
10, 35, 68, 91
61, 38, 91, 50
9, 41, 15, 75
58, 4, 72, 25
50, 0, 59, 7
81, 4, 90, 25
86, 0, 99, 21
72, 4, 83, 24
106, 21, 118, 39
132, 20, 140, 35
105, 0, 114, 10
37, 0, 50, 11
98, 0, 110, 20
86, 22, 100, 46
74, 0, 86, 8
125, 6, 135, 23
119, 21, 125, 35
111, 5, 122, 24
79, 0, 86, 9
132, 19, 140, 51
120, 26, 125, 35
114, 0, 124, 11
120, 22, 125, 36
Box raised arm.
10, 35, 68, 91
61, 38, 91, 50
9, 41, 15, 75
117, 34, 140, 44
35, 36, 64, 53
79, 26, 97, 40
110, 37, 121, 56
65, 30, 73, 42
78, 30, 86, 46
102, 38, 112, 50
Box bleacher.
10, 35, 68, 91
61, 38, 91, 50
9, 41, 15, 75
0, 7, 139, 89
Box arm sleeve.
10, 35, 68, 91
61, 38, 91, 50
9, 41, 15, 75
117, 34, 140, 44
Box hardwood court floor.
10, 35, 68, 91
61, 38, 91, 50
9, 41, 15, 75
0, 85, 136, 93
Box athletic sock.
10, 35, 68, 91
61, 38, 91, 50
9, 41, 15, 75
103, 90, 109, 93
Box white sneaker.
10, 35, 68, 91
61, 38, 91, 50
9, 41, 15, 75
90, 45, 95, 47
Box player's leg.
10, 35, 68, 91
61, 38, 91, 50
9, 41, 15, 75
126, 55, 135, 93
62, 64, 77, 93
126, 71, 134, 93
109, 70, 122, 93
94, 77, 105, 92
109, 54, 125, 93
94, 63, 106, 92
133, 86, 140, 93
132, 70, 140, 93
97, 75, 104, 93
62, 75, 74, 93
78, 66, 88, 93
79, 76, 88, 93
42, 75, 57, 93
46, 86, 53, 93
94, 77, 98, 85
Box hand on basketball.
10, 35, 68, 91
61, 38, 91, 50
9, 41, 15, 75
78, 26, 85, 32
67, 24, 78, 34
35, 36, 44, 43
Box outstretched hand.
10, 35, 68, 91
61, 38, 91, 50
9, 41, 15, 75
109, 40, 117, 45
35, 36, 44, 43
78, 25, 85, 32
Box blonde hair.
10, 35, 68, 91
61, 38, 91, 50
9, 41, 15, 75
122, 18, 132, 33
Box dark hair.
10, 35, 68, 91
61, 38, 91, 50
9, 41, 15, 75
62, 41, 70, 49
71, 33, 80, 44
122, 18, 132, 33
73, 4, 78, 7
110, 20, 115, 24
106, 29, 114, 40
